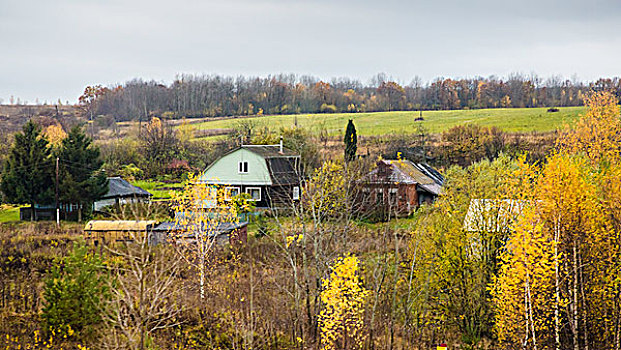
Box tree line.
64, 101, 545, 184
84, 74, 621, 121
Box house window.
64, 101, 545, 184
389, 188, 398, 203
225, 186, 240, 201
246, 187, 261, 201
292, 186, 300, 200
238, 161, 249, 173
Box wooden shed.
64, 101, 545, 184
83, 220, 158, 245
93, 177, 152, 211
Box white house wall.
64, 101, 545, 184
198, 148, 272, 186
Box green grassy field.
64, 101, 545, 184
189, 106, 585, 137
130, 180, 183, 200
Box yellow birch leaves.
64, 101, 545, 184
492, 91, 621, 349
319, 254, 369, 350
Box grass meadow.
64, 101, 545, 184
189, 106, 585, 138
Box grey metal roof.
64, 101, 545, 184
266, 157, 300, 185
101, 177, 152, 199
242, 145, 299, 158
410, 163, 444, 186
151, 221, 248, 235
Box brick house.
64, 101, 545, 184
359, 159, 444, 217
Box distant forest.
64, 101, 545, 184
85, 73, 621, 121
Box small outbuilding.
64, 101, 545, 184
151, 221, 248, 246
93, 177, 152, 211
84, 220, 158, 245
83, 220, 248, 246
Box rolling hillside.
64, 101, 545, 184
188, 106, 585, 138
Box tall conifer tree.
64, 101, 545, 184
0, 120, 54, 220
344, 119, 357, 162
58, 126, 108, 221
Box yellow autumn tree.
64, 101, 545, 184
541, 91, 621, 350
492, 204, 556, 349
492, 157, 558, 350
177, 118, 194, 144
304, 160, 347, 222
319, 254, 369, 350
563, 92, 621, 348
171, 173, 239, 300
560, 91, 621, 163
44, 124, 67, 148
494, 91, 621, 350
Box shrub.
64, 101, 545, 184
118, 163, 144, 181
41, 240, 110, 341
440, 124, 505, 166
165, 159, 192, 179
320, 103, 338, 113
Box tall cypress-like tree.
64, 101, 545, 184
344, 119, 357, 162
58, 126, 108, 222
0, 120, 55, 220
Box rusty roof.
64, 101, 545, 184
362, 160, 444, 191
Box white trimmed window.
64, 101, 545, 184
225, 186, 240, 201
246, 187, 261, 201
238, 161, 249, 173
292, 186, 300, 200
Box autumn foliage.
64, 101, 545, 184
492, 91, 621, 349
319, 255, 369, 350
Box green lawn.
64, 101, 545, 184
189, 106, 585, 137
130, 180, 183, 200
0, 205, 22, 223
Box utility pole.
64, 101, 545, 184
55, 157, 59, 226
90, 110, 94, 139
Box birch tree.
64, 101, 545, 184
171, 173, 239, 300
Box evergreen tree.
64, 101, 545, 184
344, 119, 357, 162
58, 126, 108, 221
0, 120, 54, 220
42, 240, 109, 340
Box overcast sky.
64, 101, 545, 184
1, 0, 620, 103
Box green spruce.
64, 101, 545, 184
58, 126, 108, 222
42, 240, 110, 340
0, 120, 54, 220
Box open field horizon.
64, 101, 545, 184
188, 106, 586, 138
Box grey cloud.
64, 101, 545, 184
1, 0, 620, 102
